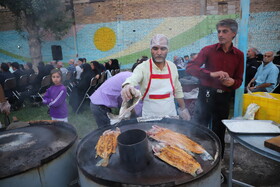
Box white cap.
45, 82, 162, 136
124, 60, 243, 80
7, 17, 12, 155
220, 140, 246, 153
150, 34, 169, 49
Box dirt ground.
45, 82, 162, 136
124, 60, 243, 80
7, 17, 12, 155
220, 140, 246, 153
221, 133, 280, 187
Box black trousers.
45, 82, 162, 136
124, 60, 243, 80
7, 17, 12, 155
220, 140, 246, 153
192, 86, 231, 158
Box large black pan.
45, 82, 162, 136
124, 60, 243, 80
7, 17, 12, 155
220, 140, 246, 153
0, 121, 77, 179
76, 118, 221, 186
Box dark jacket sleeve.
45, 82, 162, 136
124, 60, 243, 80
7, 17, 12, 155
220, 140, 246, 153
77, 74, 92, 93
186, 47, 212, 79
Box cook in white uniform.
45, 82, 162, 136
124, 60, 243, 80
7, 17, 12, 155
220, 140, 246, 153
121, 34, 190, 120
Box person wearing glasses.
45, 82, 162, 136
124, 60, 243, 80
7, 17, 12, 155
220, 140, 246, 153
247, 51, 279, 92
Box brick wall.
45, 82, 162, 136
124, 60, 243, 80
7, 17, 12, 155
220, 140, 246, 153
72, 0, 280, 25
74, 0, 218, 25
1, 0, 279, 31
0, 0, 279, 65
0, 10, 16, 31
73, 0, 202, 25
250, 0, 280, 13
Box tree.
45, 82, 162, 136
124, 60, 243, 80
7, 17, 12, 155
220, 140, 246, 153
0, 0, 73, 65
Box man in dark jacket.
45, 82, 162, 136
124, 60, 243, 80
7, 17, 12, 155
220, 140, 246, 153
0, 63, 14, 87
273, 50, 280, 65
11, 62, 24, 92
23, 62, 35, 76
245, 48, 261, 87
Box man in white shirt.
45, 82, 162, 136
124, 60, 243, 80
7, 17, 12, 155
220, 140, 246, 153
121, 34, 190, 120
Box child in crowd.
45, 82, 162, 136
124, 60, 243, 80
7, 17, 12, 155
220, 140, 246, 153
43, 69, 68, 122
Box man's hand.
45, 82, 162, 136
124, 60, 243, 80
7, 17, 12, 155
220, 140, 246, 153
221, 77, 235, 87
210, 71, 229, 80
247, 81, 255, 91
121, 84, 139, 101
177, 107, 191, 121
248, 86, 255, 91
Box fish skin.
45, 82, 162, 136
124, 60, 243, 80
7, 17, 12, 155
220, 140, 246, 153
107, 90, 141, 125
152, 143, 203, 177
147, 125, 213, 161
95, 128, 121, 167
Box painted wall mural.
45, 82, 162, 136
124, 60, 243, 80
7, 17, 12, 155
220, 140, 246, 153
0, 11, 279, 69
94, 27, 116, 52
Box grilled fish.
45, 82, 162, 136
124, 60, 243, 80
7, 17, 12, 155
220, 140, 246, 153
107, 90, 141, 125
152, 143, 203, 177
95, 128, 121, 167
147, 125, 213, 161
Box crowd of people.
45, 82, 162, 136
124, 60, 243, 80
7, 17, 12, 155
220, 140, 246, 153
1, 18, 279, 125
0, 58, 121, 113
1, 18, 280, 184
0, 19, 278, 128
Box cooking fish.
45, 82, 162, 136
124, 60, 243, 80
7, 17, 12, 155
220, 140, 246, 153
152, 143, 203, 177
95, 128, 121, 167
147, 125, 213, 161
107, 90, 141, 125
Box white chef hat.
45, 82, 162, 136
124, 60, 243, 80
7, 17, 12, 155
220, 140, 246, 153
150, 34, 169, 50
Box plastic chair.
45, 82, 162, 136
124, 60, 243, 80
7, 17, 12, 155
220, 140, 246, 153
30, 75, 51, 102
3, 77, 19, 100
63, 71, 73, 96
67, 71, 78, 96
29, 73, 37, 84
96, 72, 106, 89
75, 77, 98, 114
115, 69, 120, 74
16, 74, 29, 94
63, 71, 72, 86
110, 69, 116, 76
72, 71, 77, 81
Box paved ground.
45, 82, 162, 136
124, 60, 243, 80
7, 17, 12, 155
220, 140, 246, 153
221, 133, 280, 187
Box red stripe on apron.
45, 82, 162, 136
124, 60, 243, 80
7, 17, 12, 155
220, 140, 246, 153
151, 74, 170, 79
149, 93, 171, 99
142, 59, 153, 100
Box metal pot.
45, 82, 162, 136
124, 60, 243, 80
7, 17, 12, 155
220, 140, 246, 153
118, 129, 152, 172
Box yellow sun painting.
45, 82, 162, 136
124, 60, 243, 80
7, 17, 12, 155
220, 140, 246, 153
93, 27, 116, 51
